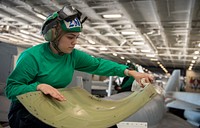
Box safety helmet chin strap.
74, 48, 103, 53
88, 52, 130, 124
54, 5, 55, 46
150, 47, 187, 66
51, 26, 66, 56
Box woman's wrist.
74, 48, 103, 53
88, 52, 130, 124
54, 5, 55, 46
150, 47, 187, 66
124, 69, 130, 76
124, 69, 137, 77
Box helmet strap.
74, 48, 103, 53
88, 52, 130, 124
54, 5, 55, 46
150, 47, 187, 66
51, 41, 64, 55
51, 26, 66, 55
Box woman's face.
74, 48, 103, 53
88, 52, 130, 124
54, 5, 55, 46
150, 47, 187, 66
58, 32, 80, 53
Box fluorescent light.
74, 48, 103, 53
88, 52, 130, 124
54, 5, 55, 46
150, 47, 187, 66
132, 42, 144, 45
193, 56, 198, 59
123, 24, 132, 29
150, 58, 158, 61
127, 60, 131, 63
120, 40, 127, 46
192, 60, 195, 63
194, 51, 199, 54
6, 25, 9, 30
121, 31, 136, 35
93, 25, 110, 28
120, 56, 125, 59
31, 22, 43, 26
102, 14, 122, 18
88, 40, 96, 44
141, 49, 151, 53
104, 33, 121, 36
99, 47, 108, 51
159, 64, 163, 68
146, 54, 155, 57
112, 53, 117, 56
36, 13, 46, 20
20, 30, 30, 34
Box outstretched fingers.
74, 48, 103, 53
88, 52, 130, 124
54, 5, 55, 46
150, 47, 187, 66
48, 90, 66, 101
37, 84, 66, 101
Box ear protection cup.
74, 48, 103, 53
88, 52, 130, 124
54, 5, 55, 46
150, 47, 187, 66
44, 29, 52, 41
44, 28, 56, 41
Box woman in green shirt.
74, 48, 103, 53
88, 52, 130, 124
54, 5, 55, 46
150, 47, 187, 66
5, 5, 153, 128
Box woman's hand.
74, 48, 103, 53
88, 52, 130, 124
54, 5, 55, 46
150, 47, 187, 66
127, 70, 154, 87
37, 84, 66, 101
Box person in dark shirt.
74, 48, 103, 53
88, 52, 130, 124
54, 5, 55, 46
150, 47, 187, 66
115, 63, 138, 93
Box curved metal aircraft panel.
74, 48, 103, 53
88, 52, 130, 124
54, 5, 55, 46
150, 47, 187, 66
17, 85, 157, 128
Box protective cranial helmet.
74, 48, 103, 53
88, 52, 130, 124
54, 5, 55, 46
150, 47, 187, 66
41, 5, 87, 42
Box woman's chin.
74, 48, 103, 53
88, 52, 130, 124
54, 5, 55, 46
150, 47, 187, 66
64, 49, 73, 54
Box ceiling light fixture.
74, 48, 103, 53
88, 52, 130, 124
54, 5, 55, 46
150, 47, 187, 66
120, 40, 127, 46
146, 54, 155, 57
120, 56, 125, 59
20, 30, 30, 35
141, 49, 151, 53
102, 14, 122, 18
150, 58, 158, 61
88, 40, 96, 44
93, 25, 110, 28
35, 13, 46, 20
132, 42, 144, 45
121, 31, 136, 35
194, 51, 199, 54
193, 56, 198, 59
112, 53, 117, 56
123, 24, 132, 29
99, 47, 108, 51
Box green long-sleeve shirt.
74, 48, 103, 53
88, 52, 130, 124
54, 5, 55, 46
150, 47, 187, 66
5, 43, 127, 101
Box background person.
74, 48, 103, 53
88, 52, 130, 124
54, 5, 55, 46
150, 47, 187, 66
114, 63, 138, 93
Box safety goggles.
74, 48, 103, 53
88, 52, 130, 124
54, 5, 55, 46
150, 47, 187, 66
58, 5, 82, 21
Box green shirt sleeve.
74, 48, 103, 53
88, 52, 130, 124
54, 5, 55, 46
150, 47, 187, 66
74, 50, 128, 77
5, 52, 39, 101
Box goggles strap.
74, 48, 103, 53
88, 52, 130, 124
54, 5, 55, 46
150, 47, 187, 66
81, 16, 88, 24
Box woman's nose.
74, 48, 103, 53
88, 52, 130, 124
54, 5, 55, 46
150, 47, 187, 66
72, 39, 77, 45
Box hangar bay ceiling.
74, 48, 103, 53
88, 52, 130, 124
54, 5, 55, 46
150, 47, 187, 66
0, 0, 199, 75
